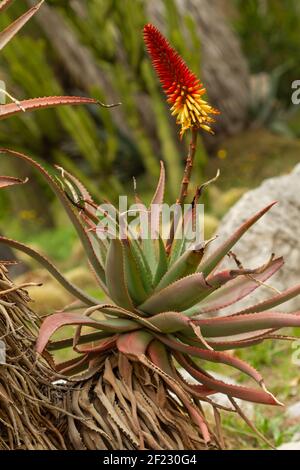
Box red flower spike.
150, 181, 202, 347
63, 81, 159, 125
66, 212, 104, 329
143, 23, 219, 137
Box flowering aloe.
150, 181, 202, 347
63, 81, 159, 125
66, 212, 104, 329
143, 23, 219, 137
1, 145, 300, 448
1, 20, 300, 450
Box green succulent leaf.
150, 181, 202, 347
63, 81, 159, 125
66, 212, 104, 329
156, 244, 205, 290
156, 334, 266, 386
141, 237, 157, 277
128, 238, 154, 294
169, 207, 193, 265
138, 162, 164, 277
123, 240, 149, 305
206, 332, 275, 351
148, 341, 213, 397
198, 202, 276, 277
138, 273, 210, 314
105, 238, 135, 310
98, 304, 160, 331
153, 235, 169, 287
56, 166, 110, 269
193, 256, 284, 315
142, 161, 166, 276
236, 282, 300, 315
192, 311, 300, 337
178, 329, 274, 351
150, 160, 165, 207
175, 353, 281, 406
148, 311, 190, 333
37, 312, 140, 354
116, 330, 153, 358
147, 340, 174, 376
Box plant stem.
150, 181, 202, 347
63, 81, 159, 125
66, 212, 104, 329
176, 128, 198, 205
166, 128, 198, 253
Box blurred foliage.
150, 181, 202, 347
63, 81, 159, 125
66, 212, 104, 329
206, 128, 300, 191
286, 108, 300, 138
0, 14, 122, 201
234, 0, 300, 104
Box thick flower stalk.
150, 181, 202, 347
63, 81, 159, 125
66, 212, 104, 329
143, 23, 219, 137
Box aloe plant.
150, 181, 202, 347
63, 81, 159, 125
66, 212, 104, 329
1, 13, 300, 449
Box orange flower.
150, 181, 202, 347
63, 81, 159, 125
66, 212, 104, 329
143, 24, 219, 137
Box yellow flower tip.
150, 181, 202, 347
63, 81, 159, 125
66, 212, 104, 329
217, 148, 227, 159
201, 124, 214, 134
175, 94, 219, 137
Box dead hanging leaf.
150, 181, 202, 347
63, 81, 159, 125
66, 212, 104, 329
66, 355, 215, 450
0, 263, 68, 450
0, 175, 28, 189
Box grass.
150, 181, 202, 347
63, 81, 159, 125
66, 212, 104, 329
10, 225, 78, 262
211, 334, 300, 449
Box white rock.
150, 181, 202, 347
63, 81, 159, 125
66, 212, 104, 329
211, 164, 300, 312
292, 432, 300, 442
277, 441, 300, 450
285, 401, 300, 420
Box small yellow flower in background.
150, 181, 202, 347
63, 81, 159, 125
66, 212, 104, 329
143, 24, 219, 138
19, 209, 37, 221
217, 148, 228, 160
